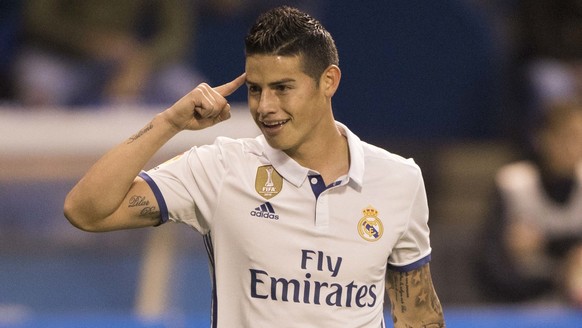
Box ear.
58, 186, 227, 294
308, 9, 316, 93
320, 65, 341, 97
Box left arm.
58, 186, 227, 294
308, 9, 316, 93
386, 263, 445, 328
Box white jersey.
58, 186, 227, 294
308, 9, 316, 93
140, 122, 432, 328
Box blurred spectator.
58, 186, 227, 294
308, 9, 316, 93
13, 0, 204, 108
514, 0, 582, 145
477, 101, 582, 306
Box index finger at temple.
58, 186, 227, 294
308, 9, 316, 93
214, 73, 246, 97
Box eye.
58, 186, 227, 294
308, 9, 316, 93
275, 84, 290, 93
247, 85, 261, 95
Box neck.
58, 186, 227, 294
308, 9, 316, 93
287, 124, 350, 185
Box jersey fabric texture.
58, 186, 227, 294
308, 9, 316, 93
139, 122, 432, 328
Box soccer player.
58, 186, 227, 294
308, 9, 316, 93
64, 6, 445, 327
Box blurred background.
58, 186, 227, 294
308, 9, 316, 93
2, 0, 582, 327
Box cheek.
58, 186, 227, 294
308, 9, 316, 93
300, 95, 326, 120
247, 98, 259, 114
293, 91, 319, 111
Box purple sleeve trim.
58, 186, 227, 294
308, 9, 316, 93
139, 172, 169, 226
387, 254, 431, 272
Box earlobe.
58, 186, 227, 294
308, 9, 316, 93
322, 65, 341, 97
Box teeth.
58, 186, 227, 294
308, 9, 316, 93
263, 120, 287, 126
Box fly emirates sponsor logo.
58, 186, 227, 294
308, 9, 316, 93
249, 249, 378, 308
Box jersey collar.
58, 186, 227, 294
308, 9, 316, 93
336, 121, 364, 188
257, 121, 365, 189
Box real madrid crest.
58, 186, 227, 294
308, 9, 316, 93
358, 206, 383, 242
255, 165, 283, 199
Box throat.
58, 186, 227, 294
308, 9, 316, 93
290, 136, 350, 185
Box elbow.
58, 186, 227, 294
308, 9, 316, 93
63, 206, 85, 232
63, 194, 101, 232
63, 198, 88, 231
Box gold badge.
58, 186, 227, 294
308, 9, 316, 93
255, 165, 283, 199
358, 206, 383, 242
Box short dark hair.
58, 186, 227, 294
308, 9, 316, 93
244, 6, 339, 82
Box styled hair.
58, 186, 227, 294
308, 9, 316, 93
244, 6, 339, 82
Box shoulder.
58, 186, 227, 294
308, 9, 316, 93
338, 121, 422, 183
170, 137, 265, 171
196, 136, 265, 157
362, 141, 422, 177
496, 161, 539, 191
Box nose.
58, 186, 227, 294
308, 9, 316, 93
256, 90, 277, 118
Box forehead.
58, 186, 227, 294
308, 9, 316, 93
245, 54, 308, 83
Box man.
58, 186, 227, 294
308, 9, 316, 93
64, 6, 445, 327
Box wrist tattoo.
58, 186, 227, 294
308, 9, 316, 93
128, 122, 153, 143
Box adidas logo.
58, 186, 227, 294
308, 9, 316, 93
250, 202, 279, 220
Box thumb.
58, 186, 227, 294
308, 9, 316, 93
214, 73, 246, 97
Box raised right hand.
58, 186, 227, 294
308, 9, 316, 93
162, 73, 246, 131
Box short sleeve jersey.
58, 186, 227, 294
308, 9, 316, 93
140, 122, 432, 328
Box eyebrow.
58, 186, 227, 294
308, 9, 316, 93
246, 78, 296, 87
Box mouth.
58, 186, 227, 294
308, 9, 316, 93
260, 119, 289, 130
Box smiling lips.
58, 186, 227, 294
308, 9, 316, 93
260, 119, 289, 129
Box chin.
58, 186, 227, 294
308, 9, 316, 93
264, 137, 283, 149
264, 136, 291, 152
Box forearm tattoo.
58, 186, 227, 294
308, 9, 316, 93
128, 195, 160, 219
128, 122, 154, 144
386, 265, 445, 328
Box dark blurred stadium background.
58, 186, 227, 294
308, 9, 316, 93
2, 0, 582, 327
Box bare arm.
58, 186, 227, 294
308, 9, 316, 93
64, 74, 246, 232
386, 263, 445, 328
